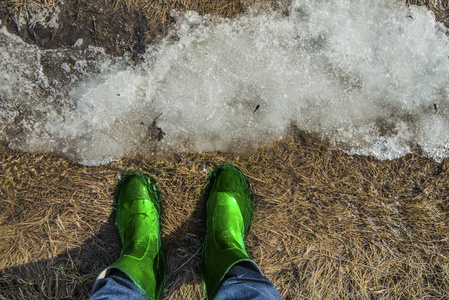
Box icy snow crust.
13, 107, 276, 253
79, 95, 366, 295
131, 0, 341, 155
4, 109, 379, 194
1, 0, 449, 165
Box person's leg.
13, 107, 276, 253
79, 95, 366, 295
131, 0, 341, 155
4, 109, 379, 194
89, 174, 165, 300
90, 269, 147, 300
214, 261, 282, 300
201, 165, 282, 299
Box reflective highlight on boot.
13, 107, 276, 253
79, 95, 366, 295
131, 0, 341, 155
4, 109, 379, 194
213, 196, 245, 251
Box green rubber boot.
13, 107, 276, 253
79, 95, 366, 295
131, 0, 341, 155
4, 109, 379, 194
201, 165, 254, 299
101, 174, 165, 300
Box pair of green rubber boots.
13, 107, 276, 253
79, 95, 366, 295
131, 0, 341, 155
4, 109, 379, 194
107, 165, 253, 300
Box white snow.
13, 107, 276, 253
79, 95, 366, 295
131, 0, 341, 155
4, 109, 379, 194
1, 0, 449, 165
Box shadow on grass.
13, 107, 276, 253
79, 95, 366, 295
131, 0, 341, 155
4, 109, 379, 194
0, 177, 207, 300
161, 192, 206, 299
0, 212, 120, 299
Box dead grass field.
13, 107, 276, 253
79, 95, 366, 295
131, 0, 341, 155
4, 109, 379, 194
1, 136, 449, 299
1, 0, 449, 299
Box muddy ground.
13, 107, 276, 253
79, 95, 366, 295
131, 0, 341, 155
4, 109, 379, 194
1, 1, 446, 57
0, 0, 247, 57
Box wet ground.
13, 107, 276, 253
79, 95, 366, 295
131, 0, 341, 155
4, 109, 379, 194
1, 1, 448, 59
0, 0, 245, 57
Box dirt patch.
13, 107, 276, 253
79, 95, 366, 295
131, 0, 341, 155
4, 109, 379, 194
1, 0, 449, 58
1, 0, 246, 56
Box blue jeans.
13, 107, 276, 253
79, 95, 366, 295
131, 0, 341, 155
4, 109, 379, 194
90, 261, 282, 299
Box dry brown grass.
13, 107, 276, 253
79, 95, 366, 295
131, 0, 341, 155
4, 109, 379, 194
1, 0, 249, 55
5, 0, 56, 12
0, 0, 239, 57
1, 136, 448, 299
136, 0, 244, 19
2, 0, 449, 56
407, 0, 449, 25
6, 0, 245, 15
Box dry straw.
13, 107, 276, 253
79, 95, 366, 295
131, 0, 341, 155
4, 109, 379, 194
1, 135, 448, 299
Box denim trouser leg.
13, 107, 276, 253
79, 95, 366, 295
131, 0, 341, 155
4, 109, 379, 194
214, 261, 283, 300
89, 268, 147, 300
89, 262, 282, 300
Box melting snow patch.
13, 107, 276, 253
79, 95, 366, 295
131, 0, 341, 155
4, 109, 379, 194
1, 0, 449, 165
